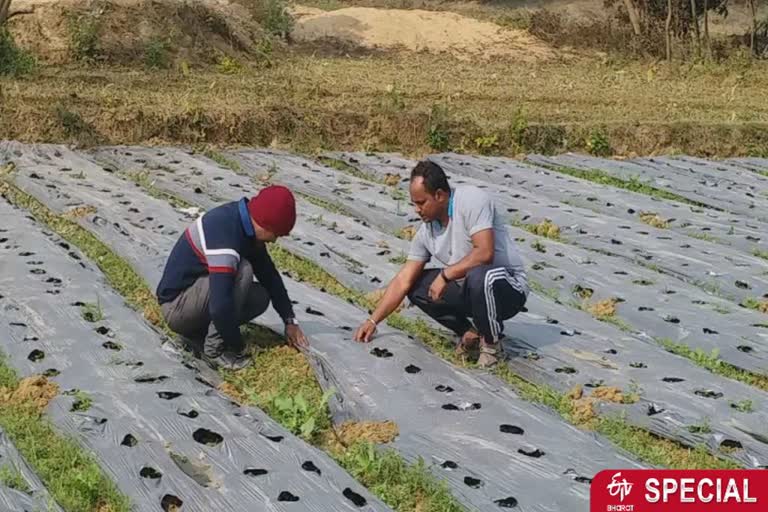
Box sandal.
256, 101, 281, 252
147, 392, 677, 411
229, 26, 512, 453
477, 338, 505, 368
455, 330, 481, 357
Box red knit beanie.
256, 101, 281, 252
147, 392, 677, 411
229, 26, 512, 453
247, 185, 296, 236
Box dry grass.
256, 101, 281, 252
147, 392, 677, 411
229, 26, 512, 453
639, 212, 669, 229
397, 225, 418, 240
567, 384, 626, 422
0, 375, 59, 411
63, 205, 98, 218
586, 298, 618, 318
525, 219, 561, 239
336, 420, 399, 446
741, 297, 768, 314
365, 287, 406, 312
2, 54, 768, 156
223, 344, 324, 411
318, 420, 399, 455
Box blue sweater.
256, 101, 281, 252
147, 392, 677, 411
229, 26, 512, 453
156, 198, 294, 347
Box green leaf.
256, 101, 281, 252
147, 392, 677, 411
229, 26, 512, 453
273, 396, 292, 412
300, 417, 316, 439
320, 388, 336, 406
294, 394, 308, 413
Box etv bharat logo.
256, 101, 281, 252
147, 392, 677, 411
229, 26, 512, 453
607, 472, 634, 502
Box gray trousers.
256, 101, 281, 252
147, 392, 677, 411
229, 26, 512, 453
160, 260, 270, 355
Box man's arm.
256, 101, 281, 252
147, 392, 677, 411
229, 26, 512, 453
250, 246, 295, 323
369, 224, 429, 323
368, 259, 427, 324
198, 215, 246, 350
442, 191, 496, 281
354, 225, 428, 342
441, 229, 494, 281
208, 270, 244, 348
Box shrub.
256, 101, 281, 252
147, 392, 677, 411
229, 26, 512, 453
240, 0, 293, 38
67, 11, 102, 62
0, 28, 35, 76
426, 103, 450, 151
586, 128, 612, 157
144, 38, 171, 69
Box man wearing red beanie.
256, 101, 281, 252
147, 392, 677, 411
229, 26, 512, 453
156, 185, 307, 371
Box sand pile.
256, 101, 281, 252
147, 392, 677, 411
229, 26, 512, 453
290, 6, 556, 61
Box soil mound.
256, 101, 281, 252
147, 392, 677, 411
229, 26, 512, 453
290, 6, 555, 61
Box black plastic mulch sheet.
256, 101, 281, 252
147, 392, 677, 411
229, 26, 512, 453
80, 144, 768, 468
435, 154, 768, 306
275, 150, 768, 307
525, 153, 768, 223
237, 149, 768, 374
324, 150, 768, 353
175, 146, 768, 467
348, 152, 768, 261
723, 158, 768, 177
327, 151, 768, 308
88, 146, 403, 294
0, 167, 391, 511
0, 428, 64, 512
1, 142, 646, 511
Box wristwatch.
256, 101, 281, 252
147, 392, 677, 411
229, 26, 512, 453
285, 317, 299, 326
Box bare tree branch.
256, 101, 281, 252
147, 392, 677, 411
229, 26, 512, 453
666, 0, 674, 60
622, 0, 644, 36
0, 0, 12, 25
690, 0, 701, 55
703, 0, 711, 59
8, 6, 34, 20
748, 0, 757, 56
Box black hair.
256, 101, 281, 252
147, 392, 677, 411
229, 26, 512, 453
410, 160, 450, 195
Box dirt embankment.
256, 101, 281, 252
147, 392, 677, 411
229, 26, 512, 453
8, 0, 557, 64
8, 0, 269, 65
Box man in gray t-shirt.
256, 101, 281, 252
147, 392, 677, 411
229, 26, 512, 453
354, 160, 528, 367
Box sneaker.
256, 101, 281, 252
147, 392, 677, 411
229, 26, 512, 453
477, 338, 505, 368
202, 350, 252, 371
177, 335, 203, 356
203, 338, 224, 359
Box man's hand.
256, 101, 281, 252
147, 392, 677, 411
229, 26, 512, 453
428, 272, 448, 302
353, 319, 377, 343
285, 324, 308, 349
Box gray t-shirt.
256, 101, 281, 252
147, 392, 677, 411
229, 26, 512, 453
407, 185, 528, 295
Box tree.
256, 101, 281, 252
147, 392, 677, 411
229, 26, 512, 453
747, 0, 757, 55
666, 0, 674, 59
0, 0, 11, 25
690, 0, 701, 55
607, 0, 730, 59
1, 0, 33, 25
623, 0, 644, 35
703, 0, 711, 57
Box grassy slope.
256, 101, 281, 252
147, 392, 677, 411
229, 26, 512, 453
2, 53, 768, 157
